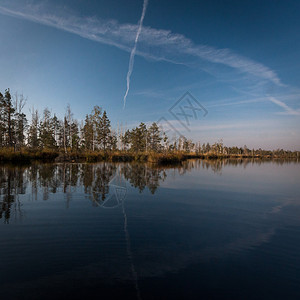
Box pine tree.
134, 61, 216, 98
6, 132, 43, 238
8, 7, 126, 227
183, 138, 194, 153
15, 112, 27, 150
51, 114, 60, 146
108, 131, 117, 151
39, 108, 56, 149
70, 121, 80, 150
62, 117, 69, 153
28, 109, 39, 149
121, 129, 130, 151
91, 106, 102, 150
0, 92, 5, 147
13, 92, 27, 150
129, 122, 148, 153
162, 131, 169, 152
205, 143, 211, 153
98, 110, 111, 151
147, 122, 162, 152
66, 104, 74, 150
82, 114, 94, 151
1, 89, 15, 148
139, 122, 147, 152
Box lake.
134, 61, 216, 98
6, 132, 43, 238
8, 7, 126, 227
0, 159, 300, 299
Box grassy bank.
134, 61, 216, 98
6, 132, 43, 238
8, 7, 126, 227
0, 149, 59, 163
0, 149, 298, 164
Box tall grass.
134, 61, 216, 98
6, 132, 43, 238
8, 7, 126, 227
0, 148, 59, 163
0, 149, 296, 164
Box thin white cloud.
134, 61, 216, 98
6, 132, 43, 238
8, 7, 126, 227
123, 0, 149, 108
206, 96, 300, 115
206, 98, 264, 108
269, 97, 300, 116
157, 118, 274, 132
0, 3, 282, 85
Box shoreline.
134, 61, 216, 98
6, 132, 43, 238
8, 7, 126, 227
0, 150, 299, 164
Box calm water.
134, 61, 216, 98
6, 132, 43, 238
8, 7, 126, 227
1, 159, 300, 300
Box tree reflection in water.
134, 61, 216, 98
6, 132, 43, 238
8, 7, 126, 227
121, 163, 167, 194
0, 166, 27, 223
0, 158, 297, 223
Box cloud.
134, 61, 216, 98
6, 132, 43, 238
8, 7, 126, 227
0, 2, 282, 86
207, 93, 300, 111
206, 98, 264, 108
268, 97, 300, 116
123, 0, 149, 108
156, 118, 274, 133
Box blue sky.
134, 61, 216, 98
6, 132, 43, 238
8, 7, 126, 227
0, 0, 300, 149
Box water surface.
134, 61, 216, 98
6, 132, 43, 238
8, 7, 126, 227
1, 159, 300, 299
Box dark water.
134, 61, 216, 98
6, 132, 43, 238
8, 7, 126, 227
1, 159, 300, 300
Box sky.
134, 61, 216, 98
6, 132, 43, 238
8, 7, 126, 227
0, 0, 300, 150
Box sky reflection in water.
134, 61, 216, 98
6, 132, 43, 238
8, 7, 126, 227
0, 159, 300, 300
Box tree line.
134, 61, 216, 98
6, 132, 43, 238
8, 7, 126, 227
0, 89, 299, 157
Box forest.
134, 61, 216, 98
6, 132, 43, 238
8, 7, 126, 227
0, 88, 299, 163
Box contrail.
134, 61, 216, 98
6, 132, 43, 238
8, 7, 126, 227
123, 0, 149, 109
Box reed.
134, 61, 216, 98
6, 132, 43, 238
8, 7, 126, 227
0, 149, 298, 164
0, 149, 59, 163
